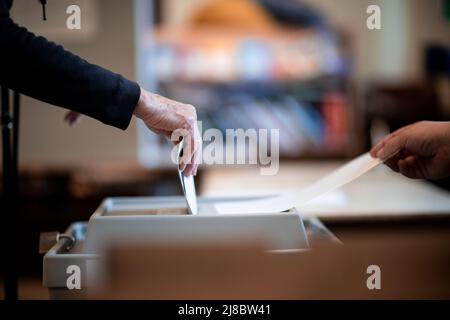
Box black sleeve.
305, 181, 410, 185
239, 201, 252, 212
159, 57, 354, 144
0, 0, 141, 130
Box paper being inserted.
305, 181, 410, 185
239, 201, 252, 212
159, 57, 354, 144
214, 152, 382, 214
177, 141, 198, 215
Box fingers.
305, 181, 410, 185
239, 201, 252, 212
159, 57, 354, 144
370, 125, 418, 177
172, 125, 199, 177
383, 156, 400, 173
398, 156, 426, 179
371, 122, 438, 162
183, 162, 198, 177
187, 126, 200, 177
152, 128, 173, 138
183, 147, 199, 177
370, 121, 449, 179
179, 124, 200, 177
371, 130, 408, 161
371, 135, 391, 157
135, 90, 201, 176
370, 124, 412, 158
381, 154, 426, 179
377, 136, 405, 161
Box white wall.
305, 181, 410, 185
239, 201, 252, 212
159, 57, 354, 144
304, 0, 450, 81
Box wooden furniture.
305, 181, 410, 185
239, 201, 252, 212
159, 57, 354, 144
101, 230, 450, 299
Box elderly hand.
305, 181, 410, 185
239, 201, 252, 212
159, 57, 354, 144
133, 88, 200, 177
64, 88, 200, 176
370, 121, 450, 180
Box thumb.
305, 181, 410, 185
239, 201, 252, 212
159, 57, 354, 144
377, 133, 407, 161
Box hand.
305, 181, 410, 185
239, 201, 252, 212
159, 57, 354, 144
134, 88, 200, 177
370, 121, 450, 180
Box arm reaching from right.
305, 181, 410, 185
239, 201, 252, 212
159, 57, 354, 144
370, 121, 450, 180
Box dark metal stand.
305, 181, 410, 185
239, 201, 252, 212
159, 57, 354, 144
1, 86, 20, 300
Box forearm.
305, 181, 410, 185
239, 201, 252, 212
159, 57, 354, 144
0, 16, 140, 130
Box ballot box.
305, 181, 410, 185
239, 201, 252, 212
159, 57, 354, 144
42, 196, 336, 299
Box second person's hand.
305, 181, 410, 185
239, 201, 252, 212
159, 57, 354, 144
370, 121, 450, 180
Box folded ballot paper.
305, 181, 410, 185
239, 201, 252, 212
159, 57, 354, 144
214, 152, 382, 214
177, 141, 198, 215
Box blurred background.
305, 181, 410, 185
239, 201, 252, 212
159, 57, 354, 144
1, 0, 450, 296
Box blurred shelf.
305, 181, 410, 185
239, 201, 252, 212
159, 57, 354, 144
138, 24, 360, 164
148, 26, 346, 84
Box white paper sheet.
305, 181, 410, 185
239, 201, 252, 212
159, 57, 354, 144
214, 152, 381, 214
177, 142, 198, 215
